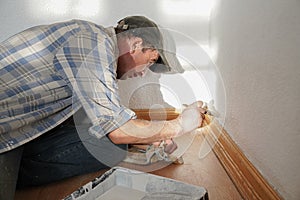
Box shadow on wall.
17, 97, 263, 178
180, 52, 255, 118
118, 68, 216, 110
118, 70, 172, 109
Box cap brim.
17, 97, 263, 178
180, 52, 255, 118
149, 28, 185, 74
149, 52, 184, 74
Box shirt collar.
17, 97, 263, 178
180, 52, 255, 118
104, 26, 119, 72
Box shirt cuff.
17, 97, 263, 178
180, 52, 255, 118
88, 107, 136, 139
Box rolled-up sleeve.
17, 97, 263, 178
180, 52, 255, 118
53, 29, 136, 139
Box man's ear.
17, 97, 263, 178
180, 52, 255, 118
129, 37, 143, 54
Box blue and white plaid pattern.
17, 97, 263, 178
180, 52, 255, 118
0, 20, 135, 153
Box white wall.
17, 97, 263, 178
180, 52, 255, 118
0, 0, 211, 44
210, 0, 300, 199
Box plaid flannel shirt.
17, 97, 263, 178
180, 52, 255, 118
0, 19, 136, 153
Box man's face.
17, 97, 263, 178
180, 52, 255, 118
117, 37, 160, 79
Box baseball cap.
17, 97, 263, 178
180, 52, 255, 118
116, 16, 184, 74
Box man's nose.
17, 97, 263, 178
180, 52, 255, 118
151, 51, 159, 61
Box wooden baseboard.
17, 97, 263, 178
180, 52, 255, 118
133, 108, 179, 121
202, 116, 282, 200
133, 108, 283, 200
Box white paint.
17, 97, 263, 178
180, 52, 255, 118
29, 0, 102, 18
0, 0, 210, 46
210, 0, 300, 199
95, 185, 145, 200
31, 0, 72, 16
161, 0, 215, 17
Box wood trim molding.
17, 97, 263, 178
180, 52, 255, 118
203, 116, 282, 200
132, 108, 179, 121
133, 108, 283, 200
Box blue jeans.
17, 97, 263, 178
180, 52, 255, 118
16, 116, 127, 188
0, 146, 23, 200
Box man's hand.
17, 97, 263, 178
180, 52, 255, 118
178, 101, 207, 135
153, 139, 178, 154
164, 139, 178, 154
109, 100, 207, 145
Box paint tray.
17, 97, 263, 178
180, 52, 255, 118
64, 167, 209, 200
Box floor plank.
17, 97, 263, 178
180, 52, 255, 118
15, 132, 242, 200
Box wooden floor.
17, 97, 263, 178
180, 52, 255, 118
15, 133, 242, 200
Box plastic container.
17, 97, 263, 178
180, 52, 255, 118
64, 167, 209, 200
